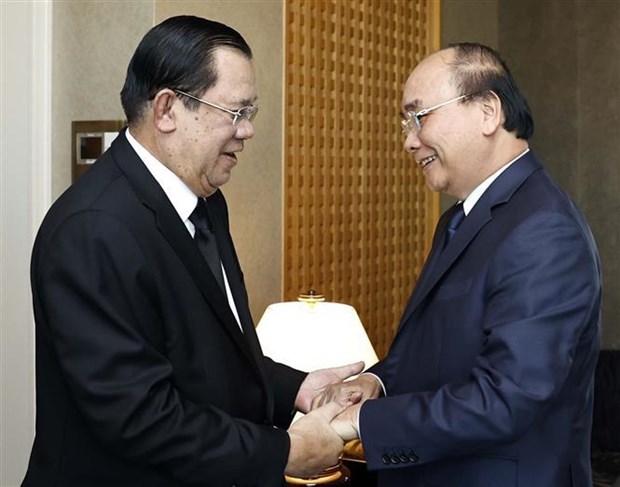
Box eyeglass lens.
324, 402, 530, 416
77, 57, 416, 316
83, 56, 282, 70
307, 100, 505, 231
400, 114, 420, 134
238, 106, 258, 124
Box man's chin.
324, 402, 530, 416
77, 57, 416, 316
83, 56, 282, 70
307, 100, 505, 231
204, 175, 231, 193
425, 178, 442, 194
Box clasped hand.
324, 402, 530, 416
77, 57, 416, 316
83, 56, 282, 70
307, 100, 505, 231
314, 373, 382, 441
285, 366, 382, 478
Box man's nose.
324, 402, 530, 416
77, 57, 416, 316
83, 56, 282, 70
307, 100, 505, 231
403, 129, 421, 153
235, 119, 255, 140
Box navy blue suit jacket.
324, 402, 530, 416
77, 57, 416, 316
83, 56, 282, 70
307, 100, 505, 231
23, 130, 305, 486
360, 152, 601, 487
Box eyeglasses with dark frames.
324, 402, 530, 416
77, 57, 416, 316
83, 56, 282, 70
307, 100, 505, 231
174, 89, 259, 126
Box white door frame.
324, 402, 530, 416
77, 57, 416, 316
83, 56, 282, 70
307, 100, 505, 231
1, 1, 52, 485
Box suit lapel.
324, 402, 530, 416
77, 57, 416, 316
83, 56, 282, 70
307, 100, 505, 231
206, 192, 255, 335
400, 152, 543, 326
409, 205, 458, 301
207, 190, 276, 422
109, 130, 259, 370
404, 205, 492, 317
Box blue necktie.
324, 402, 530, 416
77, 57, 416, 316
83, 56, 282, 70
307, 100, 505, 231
190, 198, 226, 292
445, 204, 465, 247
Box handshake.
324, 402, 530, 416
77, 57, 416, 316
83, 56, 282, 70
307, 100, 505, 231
285, 361, 382, 478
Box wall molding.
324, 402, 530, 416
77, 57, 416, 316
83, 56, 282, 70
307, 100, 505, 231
0, 1, 52, 484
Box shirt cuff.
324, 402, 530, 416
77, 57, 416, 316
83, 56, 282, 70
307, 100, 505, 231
361, 372, 386, 396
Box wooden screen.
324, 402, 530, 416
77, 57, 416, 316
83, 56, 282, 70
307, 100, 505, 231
284, 0, 440, 359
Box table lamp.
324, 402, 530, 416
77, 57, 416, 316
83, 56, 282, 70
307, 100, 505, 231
256, 291, 378, 373
256, 291, 379, 485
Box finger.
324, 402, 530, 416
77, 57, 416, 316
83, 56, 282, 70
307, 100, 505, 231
331, 420, 358, 442
311, 388, 335, 409
330, 416, 355, 441
347, 390, 363, 405
330, 361, 365, 380
313, 399, 347, 422
335, 390, 364, 407
331, 406, 360, 441
310, 392, 325, 410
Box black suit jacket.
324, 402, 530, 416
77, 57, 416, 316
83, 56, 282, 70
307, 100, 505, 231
23, 130, 306, 487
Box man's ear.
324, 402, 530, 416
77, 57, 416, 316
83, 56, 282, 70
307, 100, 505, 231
480, 91, 503, 136
152, 89, 177, 133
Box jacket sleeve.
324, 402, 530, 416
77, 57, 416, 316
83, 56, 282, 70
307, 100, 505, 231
264, 358, 307, 428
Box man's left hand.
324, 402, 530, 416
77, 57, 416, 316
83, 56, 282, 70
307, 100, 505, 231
295, 361, 364, 413
331, 402, 362, 442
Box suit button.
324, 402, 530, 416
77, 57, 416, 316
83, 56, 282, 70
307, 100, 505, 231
390, 454, 401, 464
381, 453, 391, 464
399, 453, 409, 463
407, 450, 419, 463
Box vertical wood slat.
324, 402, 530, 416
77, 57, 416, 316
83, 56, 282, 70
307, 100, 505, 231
284, 0, 440, 359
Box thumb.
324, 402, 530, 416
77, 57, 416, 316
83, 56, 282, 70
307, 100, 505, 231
312, 400, 347, 423
330, 361, 365, 380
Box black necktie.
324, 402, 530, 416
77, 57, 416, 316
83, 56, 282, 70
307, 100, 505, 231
189, 198, 226, 292
445, 203, 465, 247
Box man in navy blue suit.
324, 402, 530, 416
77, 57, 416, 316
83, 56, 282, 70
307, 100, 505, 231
320, 43, 602, 486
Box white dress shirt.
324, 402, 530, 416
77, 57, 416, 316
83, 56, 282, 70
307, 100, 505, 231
125, 129, 243, 330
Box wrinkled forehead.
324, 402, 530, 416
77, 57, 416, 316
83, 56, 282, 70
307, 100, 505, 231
402, 50, 455, 112
209, 47, 258, 104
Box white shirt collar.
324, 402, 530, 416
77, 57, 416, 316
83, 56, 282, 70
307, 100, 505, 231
462, 148, 530, 215
125, 129, 198, 227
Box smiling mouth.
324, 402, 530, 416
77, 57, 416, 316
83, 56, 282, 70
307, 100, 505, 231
418, 155, 436, 168
222, 152, 238, 161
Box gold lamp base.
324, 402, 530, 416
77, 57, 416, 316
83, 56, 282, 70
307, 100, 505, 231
285, 461, 351, 486
285, 440, 367, 486
341, 439, 365, 463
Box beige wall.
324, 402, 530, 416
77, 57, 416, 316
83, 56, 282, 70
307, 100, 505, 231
442, 0, 620, 349
52, 1, 154, 197
52, 1, 284, 322
442, 0, 499, 49
440, 0, 498, 213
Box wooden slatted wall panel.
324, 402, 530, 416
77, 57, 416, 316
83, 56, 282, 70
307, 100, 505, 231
284, 0, 440, 359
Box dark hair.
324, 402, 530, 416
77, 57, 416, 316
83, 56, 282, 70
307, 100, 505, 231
447, 42, 533, 140
120, 15, 252, 124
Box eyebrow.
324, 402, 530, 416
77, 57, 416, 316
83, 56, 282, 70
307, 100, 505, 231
237, 96, 258, 106
401, 98, 423, 116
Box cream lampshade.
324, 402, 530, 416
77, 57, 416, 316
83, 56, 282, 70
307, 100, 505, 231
256, 292, 378, 373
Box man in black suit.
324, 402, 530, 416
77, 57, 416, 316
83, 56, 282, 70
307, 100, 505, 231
23, 16, 362, 487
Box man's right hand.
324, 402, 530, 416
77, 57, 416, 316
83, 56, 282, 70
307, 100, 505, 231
286, 402, 346, 478
310, 373, 382, 410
